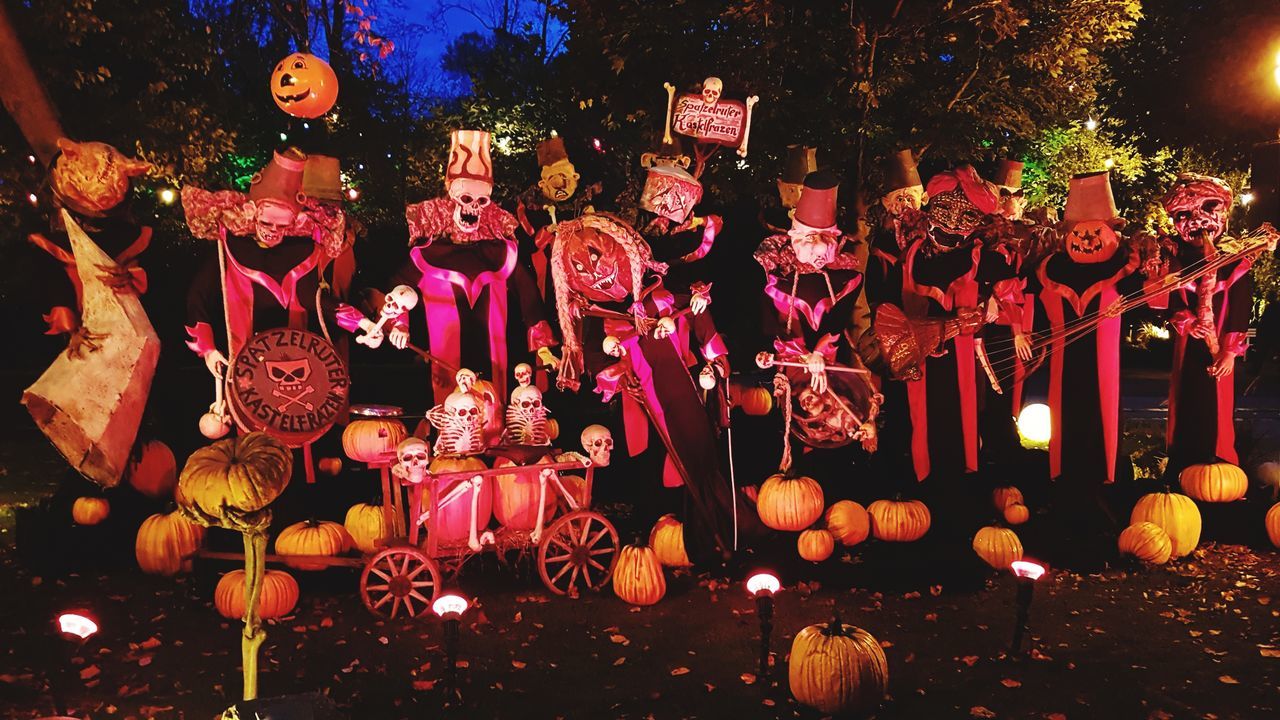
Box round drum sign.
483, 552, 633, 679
227, 328, 349, 446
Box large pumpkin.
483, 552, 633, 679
612, 544, 666, 606
788, 615, 888, 715
136, 510, 205, 576
341, 419, 407, 464
492, 456, 557, 531
756, 474, 825, 532
214, 569, 299, 621
177, 432, 293, 525
992, 486, 1023, 511
1003, 503, 1030, 526
127, 440, 177, 498
1266, 503, 1280, 548
798, 528, 836, 562
1179, 463, 1248, 503
72, 497, 110, 526
1118, 521, 1172, 564
343, 502, 389, 554
972, 526, 1024, 570
739, 386, 774, 416
425, 456, 493, 545
867, 498, 931, 542
825, 500, 870, 546
275, 519, 351, 571
648, 514, 692, 568
270, 52, 339, 118
1130, 490, 1201, 558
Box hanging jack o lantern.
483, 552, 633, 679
270, 53, 339, 118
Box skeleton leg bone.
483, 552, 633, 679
468, 474, 483, 552
530, 468, 553, 544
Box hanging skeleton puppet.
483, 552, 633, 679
389, 130, 557, 405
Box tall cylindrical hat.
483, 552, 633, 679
884, 149, 922, 191
536, 136, 570, 168
446, 130, 494, 187
781, 145, 817, 184
992, 159, 1024, 190
249, 148, 308, 211
302, 154, 342, 202
793, 170, 840, 231
1062, 171, 1119, 223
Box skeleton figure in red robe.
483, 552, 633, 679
550, 213, 749, 563
389, 130, 558, 405
1156, 174, 1253, 470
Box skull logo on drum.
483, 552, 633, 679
266, 357, 311, 394
580, 424, 614, 467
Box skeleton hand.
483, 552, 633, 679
536, 345, 560, 370
203, 349, 228, 378
1208, 350, 1236, 379
389, 326, 409, 350
804, 352, 828, 394
557, 347, 581, 391
1102, 298, 1125, 319
858, 422, 879, 453
97, 263, 142, 294
653, 316, 677, 340
1013, 332, 1033, 361
68, 325, 104, 358
689, 282, 712, 315
357, 319, 386, 349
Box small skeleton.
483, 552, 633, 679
581, 424, 614, 467
394, 437, 430, 485
504, 383, 550, 445
513, 362, 533, 388
427, 388, 485, 456
358, 285, 419, 348
455, 368, 478, 394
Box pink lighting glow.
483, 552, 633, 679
746, 572, 780, 596
57, 612, 99, 640
432, 593, 469, 618
1011, 560, 1046, 580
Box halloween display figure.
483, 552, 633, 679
270, 52, 339, 118
777, 145, 817, 212
394, 436, 431, 485
516, 135, 601, 303
580, 424, 614, 467
863, 149, 927, 312
550, 213, 750, 564
1157, 174, 1253, 468
396, 130, 557, 404
504, 381, 551, 446
886, 165, 1021, 481
1037, 171, 1139, 484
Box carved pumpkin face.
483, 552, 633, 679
1065, 219, 1119, 263
270, 53, 339, 118
565, 226, 633, 302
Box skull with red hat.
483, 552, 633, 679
446, 130, 495, 235
788, 170, 842, 269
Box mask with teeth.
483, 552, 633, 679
1162, 174, 1232, 250
564, 225, 633, 302
447, 177, 493, 236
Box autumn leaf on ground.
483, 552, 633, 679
670, 667, 690, 676
961, 655, 979, 667
1218, 675, 1239, 684
412, 679, 435, 691
1259, 645, 1280, 658
511, 660, 526, 669
613, 656, 626, 666
740, 672, 757, 685
1001, 678, 1022, 688
970, 706, 997, 718
610, 634, 630, 645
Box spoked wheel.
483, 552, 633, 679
537, 510, 619, 596
359, 546, 442, 619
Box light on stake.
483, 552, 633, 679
1010, 560, 1046, 659
746, 572, 780, 679
433, 593, 469, 704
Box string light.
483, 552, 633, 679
158, 188, 177, 205
27, 193, 38, 206
1084, 117, 1098, 131
346, 188, 361, 201
1241, 191, 1255, 207
1103, 158, 1115, 169
279, 132, 288, 142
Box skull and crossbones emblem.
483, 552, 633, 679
265, 357, 314, 411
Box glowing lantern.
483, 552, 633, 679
57, 612, 99, 640
1017, 403, 1051, 450
270, 53, 339, 118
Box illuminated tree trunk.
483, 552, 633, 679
0, 1, 65, 162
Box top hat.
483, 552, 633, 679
781, 145, 817, 184
446, 130, 494, 187
302, 154, 342, 202
884, 149, 922, 192
992, 159, 1024, 190
1063, 171, 1120, 223
537, 136, 570, 168
793, 170, 840, 231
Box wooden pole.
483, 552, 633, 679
0, 2, 65, 163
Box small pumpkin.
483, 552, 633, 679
612, 544, 666, 606
798, 528, 836, 562
343, 503, 389, 554
546, 418, 560, 442
492, 456, 557, 531
972, 526, 1024, 570
1266, 503, 1280, 548
867, 498, 931, 542
1130, 490, 1201, 558
127, 440, 177, 498
738, 386, 774, 416
1179, 463, 1248, 503
788, 614, 889, 715
1003, 503, 1030, 526
992, 486, 1023, 511
136, 510, 205, 576
270, 52, 339, 118
557, 474, 588, 509
1118, 521, 1172, 564
176, 432, 293, 525
214, 569, 299, 620
825, 500, 870, 546
756, 473, 825, 532
342, 419, 407, 464
426, 456, 493, 544
648, 514, 692, 568
317, 457, 343, 476
72, 497, 110, 526
275, 519, 351, 571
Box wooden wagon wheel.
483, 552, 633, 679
537, 510, 619, 596
359, 546, 442, 619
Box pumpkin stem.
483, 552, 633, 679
825, 611, 845, 637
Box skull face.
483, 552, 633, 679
396, 437, 430, 483
448, 177, 493, 235
602, 335, 626, 358
580, 424, 614, 467
999, 188, 1027, 221
511, 384, 543, 411
565, 226, 631, 302
444, 390, 482, 424
455, 368, 478, 394
1170, 197, 1228, 248
653, 316, 677, 340
882, 185, 926, 217
1065, 220, 1119, 264
254, 200, 298, 247
381, 285, 419, 318
701, 77, 723, 106
538, 159, 580, 202
266, 357, 311, 392
513, 363, 533, 387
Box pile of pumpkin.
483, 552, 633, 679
71, 439, 180, 527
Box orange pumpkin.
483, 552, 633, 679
342, 419, 407, 464
318, 457, 343, 476
738, 386, 774, 416
1130, 490, 1201, 558
275, 519, 351, 571
270, 52, 339, 118
72, 497, 110, 526
798, 528, 836, 562
1118, 521, 1172, 564
177, 432, 293, 525
214, 569, 299, 620
136, 510, 205, 576
972, 526, 1023, 570
1179, 463, 1248, 503
612, 544, 666, 606
492, 456, 557, 530
343, 502, 389, 554
546, 418, 560, 442
648, 514, 692, 568
1003, 503, 1030, 526
992, 486, 1023, 511
867, 498, 930, 542
1266, 503, 1280, 548
756, 474, 825, 531
825, 500, 870, 546
425, 456, 493, 544
557, 474, 588, 509
789, 614, 888, 715
127, 440, 177, 499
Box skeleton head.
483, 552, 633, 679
653, 316, 677, 340
581, 424, 614, 467
1163, 175, 1232, 249
455, 368, 478, 394
380, 285, 419, 318
266, 357, 311, 393
510, 384, 543, 412
505, 384, 549, 445
396, 437, 430, 484
602, 335, 626, 358
513, 363, 533, 387
701, 77, 723, 106
448, 177, 493, 236
445, 390, 481, 422
254, 199, 298, 247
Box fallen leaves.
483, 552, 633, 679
970, 706, 997, 718
670, 667, 690, 676
1000, 678, 1022, 688
1218, 675, 1239, 684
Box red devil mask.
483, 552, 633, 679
1162, 174, 1232, 249
563, 225, 635, 303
